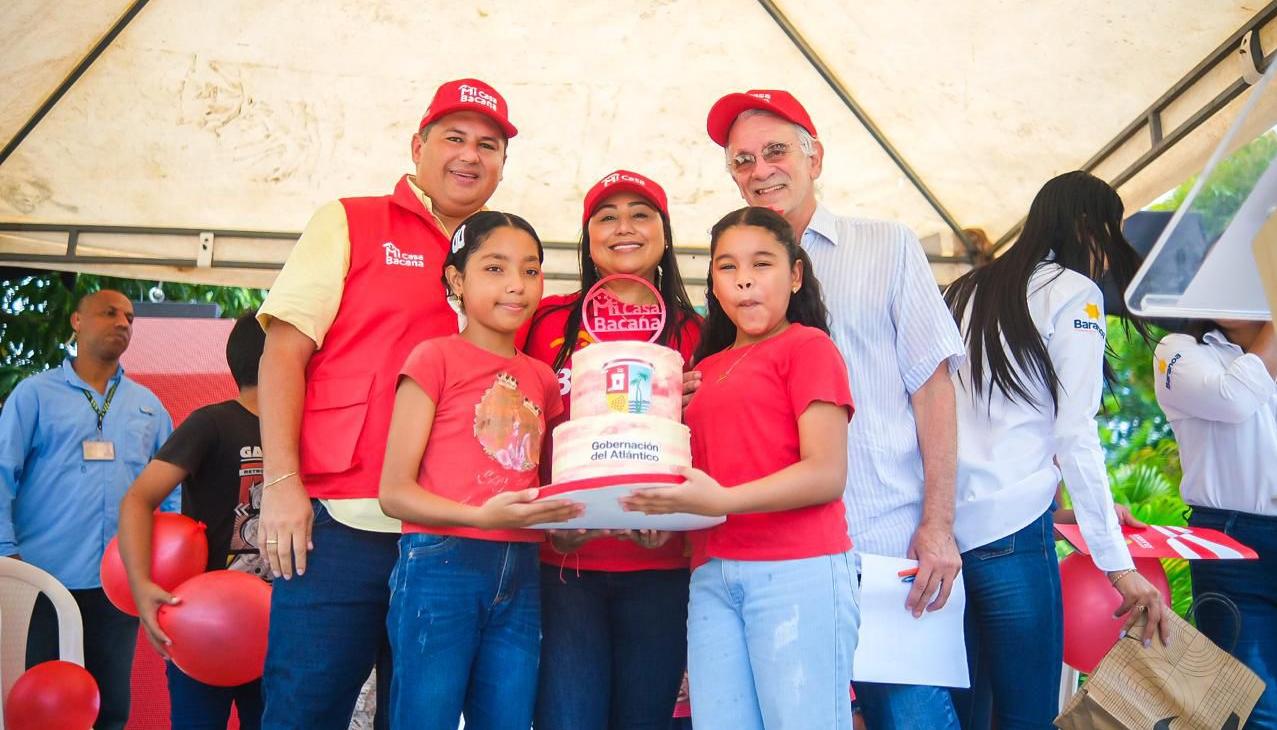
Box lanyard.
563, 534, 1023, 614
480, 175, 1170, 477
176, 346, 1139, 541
80, 380, 120, 434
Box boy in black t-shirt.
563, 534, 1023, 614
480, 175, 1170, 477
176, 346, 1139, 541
118, 314, 266, 730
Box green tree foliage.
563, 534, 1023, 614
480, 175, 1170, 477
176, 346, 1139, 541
1, 272, 264, 400
1148, 130, 1277, 240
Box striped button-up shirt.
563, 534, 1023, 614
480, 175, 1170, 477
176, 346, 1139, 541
801, 205, 965, 557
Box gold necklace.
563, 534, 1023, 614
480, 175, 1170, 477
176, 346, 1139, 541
716, 343, 757, 383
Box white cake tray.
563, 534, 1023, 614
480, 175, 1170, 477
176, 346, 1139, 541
530, 473, 725, 531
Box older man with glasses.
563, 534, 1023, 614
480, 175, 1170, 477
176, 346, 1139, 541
702, 89, 967, 730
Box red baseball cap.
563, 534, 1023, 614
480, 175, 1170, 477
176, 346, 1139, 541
706, 89, 816, 147
418, 78, 518, 139
582, 170, 669, 226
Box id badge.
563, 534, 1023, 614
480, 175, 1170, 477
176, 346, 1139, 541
82, 440, 115, 461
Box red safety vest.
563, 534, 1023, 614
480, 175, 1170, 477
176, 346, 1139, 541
297, 175, 459, 499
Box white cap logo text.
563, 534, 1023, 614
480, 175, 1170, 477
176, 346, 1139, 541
458, 84, 499, 112
601, 172, 646, 188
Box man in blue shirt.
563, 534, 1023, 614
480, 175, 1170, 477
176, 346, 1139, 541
0, 289, 174, 730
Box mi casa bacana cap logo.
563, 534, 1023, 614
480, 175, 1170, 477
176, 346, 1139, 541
457, 83, 499, 112
601, 172, 647, 188
749, 92, 772, 101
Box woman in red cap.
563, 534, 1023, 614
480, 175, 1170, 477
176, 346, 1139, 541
520, 170, 701, 729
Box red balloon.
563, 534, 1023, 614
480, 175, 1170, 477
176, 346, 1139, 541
157, 570, 271, 687
101, 512, 208, 616
1060, 553, 1171, 672
4, 660, 99, 730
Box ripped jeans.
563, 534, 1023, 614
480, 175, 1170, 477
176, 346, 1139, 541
686, 552, 859, 730
386, 534, 541, 730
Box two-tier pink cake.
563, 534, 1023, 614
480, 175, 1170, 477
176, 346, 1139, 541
551, 340, 690, 483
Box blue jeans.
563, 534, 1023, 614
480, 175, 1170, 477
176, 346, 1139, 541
949, 510, 1062, 730
687, 552, 858, 730
27, 588, 138, 730
262, 501, 397, 730
855, 682, 960, 730
167, 662, 263, 730
535, 566, 690, 730
1188, 507, 1277, 729
387, 534, 541, 730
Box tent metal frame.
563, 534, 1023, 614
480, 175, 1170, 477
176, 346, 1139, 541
0, 222, 603, 282
0, 221, 972, 280
0, 0, 151, 168
992, 2, 1277, 254
2, 1, 1268, 278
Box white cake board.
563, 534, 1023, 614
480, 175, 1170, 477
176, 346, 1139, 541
531, 473, 725, 531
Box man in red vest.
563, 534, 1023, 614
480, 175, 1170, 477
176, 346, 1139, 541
254, 78, 517, 730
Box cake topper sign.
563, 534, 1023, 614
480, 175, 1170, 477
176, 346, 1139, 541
581, 274, 667, 344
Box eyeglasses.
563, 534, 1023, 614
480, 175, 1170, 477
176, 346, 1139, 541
727, 142, 795, 173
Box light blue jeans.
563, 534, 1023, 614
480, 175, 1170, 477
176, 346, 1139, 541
687, 552, 859, 729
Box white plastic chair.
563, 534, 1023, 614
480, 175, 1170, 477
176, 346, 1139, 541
0, 556, 85, 726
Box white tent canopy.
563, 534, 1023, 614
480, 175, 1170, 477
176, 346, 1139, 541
2, 1, 1275, 301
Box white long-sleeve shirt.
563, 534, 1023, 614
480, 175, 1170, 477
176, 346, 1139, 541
952, 263, 1133, 571
1153, 331, 1277, 516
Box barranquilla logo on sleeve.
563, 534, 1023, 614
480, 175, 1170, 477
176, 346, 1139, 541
1073, 302, 1105, 336
1158, 353, 1182, 389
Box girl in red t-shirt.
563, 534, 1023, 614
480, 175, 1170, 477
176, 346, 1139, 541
379, 211, 581, 730
520, 170, 702, 729
625, 206, 858, 729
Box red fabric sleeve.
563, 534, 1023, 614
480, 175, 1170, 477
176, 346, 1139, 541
786, 331, 854, 422
398, 339, 448, 403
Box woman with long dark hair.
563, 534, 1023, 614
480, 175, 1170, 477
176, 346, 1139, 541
1153, 318, 1277, 726
521, 170, 701, 729
943, 171, 1169, 729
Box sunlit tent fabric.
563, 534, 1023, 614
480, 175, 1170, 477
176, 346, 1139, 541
2, 1, 1276, 303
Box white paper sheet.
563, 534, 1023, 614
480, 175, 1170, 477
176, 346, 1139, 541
851, 553, 970, 688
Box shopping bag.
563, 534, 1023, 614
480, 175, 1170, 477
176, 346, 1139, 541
1056, 594, 1265, 729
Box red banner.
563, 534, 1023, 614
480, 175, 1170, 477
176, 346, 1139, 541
1055, 523, 1258, 560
